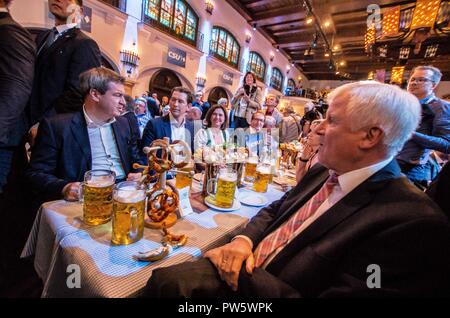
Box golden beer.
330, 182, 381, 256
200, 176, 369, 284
175, 161, 194, 189
83, 181, 114, 225
253, 165, 271, 193
111, 182, 146, 245
215, 175, 237, 208
244, 157, 258, 182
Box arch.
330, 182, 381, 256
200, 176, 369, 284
148, 68, 183, 99
247, 51, 267, 82
210, 26, 241, 69
287, 78, 296, 88
270, 67, 284, 92
140, 66, 194, 92
101, 53, 120, 73
207, 86, 229, 106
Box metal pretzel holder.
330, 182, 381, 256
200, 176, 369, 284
133, 138, 192, 234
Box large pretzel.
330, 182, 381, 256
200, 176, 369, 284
146, 181, 179, 222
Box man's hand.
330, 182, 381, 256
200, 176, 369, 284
62, 182, 81, 201
204, 237, 254, 291
28, 125, 39, 148
127, 172, 142, 181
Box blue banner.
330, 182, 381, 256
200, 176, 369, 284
167, 47, 186, 68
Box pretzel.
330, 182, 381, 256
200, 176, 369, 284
146, 181, 179, 222
162, 227, 188, 248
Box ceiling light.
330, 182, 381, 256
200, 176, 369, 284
340, 61, 345, 66
306, 17, 314, 24
324, 21, 331, 27
324, 52, 330, 57
333, 45, 340, 51
276, 45, 280, 52
253, 23, 257, 31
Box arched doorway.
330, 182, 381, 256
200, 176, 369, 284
207, 86, 229, 106
149, 68, 182, 100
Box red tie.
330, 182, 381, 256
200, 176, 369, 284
253, 173, 339, 268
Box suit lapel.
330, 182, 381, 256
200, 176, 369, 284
37, 27, 76, 62
266, 160, 402, 274
162, 115, 172, 141
70, 112, 91, 163
111, 119, 128, 175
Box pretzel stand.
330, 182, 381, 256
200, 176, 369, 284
133, 137, 192, 248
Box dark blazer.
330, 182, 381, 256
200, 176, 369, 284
141, 114, 195, 152
28, 27, 101, 125
26, 111, 144, 202
237, 160, 450, 297
426, 161, 450, 217
0, 12, 35, 147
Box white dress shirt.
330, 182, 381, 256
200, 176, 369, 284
237, 157, 393, 268
55, 23, 78, 41
83, 107, 126, 180
0, 8, 8, 12
169, 112, 187, 142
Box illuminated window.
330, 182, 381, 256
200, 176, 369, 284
247, 52, 266, 82
287, 78, 296, 88
210, 26, 241, 69
143, 0, 198, 46
270, 68, 284, 91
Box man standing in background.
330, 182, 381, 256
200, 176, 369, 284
28, 0, 101, 136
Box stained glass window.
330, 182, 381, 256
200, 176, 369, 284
270, 68, 283, 91
247, 52, 266, 82
210, 26, 241, 69
143, 0, 198, 46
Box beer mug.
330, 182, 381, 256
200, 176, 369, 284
207, 168, 237, 208
253, 163, 272, 193
111, 181, 146, 245
244, 156, 258, 182
175, 160, 194, 189
81, 170, 116, 226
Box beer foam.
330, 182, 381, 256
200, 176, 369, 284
115, 187, 145, 203
247, 156, 258, 164
86, 178, 114, 187
220, 173, 237, 182
257, 166, 271, 174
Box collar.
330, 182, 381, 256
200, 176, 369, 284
169, 112, 185, 128
55, 23, 78, 35
332, 156, 393, 194
419, 93, 435, 104
0, 8, 8, 12
83, 105, 116, 128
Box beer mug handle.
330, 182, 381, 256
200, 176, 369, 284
129, 208, 138, 240
206, 179, 217, 199
78, 182, 84, 203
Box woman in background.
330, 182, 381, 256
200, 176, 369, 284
231, 72, 262, 129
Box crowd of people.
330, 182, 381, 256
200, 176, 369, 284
1, 0, 450, 297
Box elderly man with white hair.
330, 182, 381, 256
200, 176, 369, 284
144, 81, 450, 298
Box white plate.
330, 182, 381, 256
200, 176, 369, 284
238, 191, 268, 207
204, 196, 241, 212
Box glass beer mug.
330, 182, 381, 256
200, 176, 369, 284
80, 170, 116, 226
111, 181, 146, 245
175, 160, 194, 189
253, 163, 272, 193
244, 156, 258, 182
207, 167, 238, 208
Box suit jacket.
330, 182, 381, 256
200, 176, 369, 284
237, 161, 450, 297
141, 115, 195, 157
0, 12, 35, 147
26, 111, 144, 202
28, 27, 101, 125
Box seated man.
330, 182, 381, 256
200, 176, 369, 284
27, 67, 143, 203
245, 111, 266, 157
396, 66, 450, 186
141, 86, 195, 153
144, 81, 450, 297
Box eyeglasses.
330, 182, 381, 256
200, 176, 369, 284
409, 77, 433, 84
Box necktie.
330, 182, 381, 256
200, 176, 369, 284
37, 27, 58, 56
253, 173, 339, 268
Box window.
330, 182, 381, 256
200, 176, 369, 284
247, 52, 266, 82
210, 27, 240, 69
270, 68, 283, 91
143, 0, 199, 46
287, 78, 296, 88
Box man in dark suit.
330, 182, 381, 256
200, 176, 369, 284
28, 0, 101, 129
0, 0, 36, 295
26, 67, 143, 204
141, 86, 195, 154
0, 0, 35, 193
144, 82, 450, 297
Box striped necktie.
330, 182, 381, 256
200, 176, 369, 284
253, 172, 339, 268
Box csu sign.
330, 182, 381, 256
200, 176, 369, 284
222, 72, 234, 85
167, 47, 186, 68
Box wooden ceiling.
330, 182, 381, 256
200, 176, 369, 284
225, 0, 450, 81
